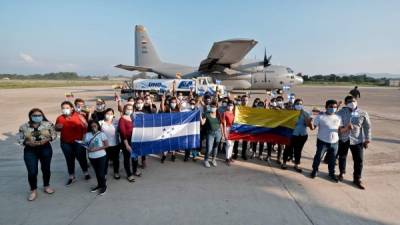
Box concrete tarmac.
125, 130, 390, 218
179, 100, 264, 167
0, 85, 399, 225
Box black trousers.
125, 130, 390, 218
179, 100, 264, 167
24, 143, 52, 190
60, 141, 88, 175
266, 143, 282, 160
283, 135, 308, 164
105, 145, 120, 174
122, 147, 138, 177
89, 156, 107, 188
338, 140, 364, 181
233, 141, 248, 158
251, 142, 264, 157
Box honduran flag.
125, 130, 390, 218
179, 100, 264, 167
131, 110, 200, 157
228, 106, 300, 145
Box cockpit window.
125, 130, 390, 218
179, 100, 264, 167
286, 68, 294, 74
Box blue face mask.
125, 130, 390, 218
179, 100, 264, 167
326, 108, 337, 114
31, 115, 43, 123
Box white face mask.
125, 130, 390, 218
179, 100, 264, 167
125, 110, 133, 116
62, 108, 71, 116
294, 104, 303, 111
228, 106, 234, 111
277, 101, 283, 106
136, 103, 144, 110
271, 102, 277, 107
190, 105, 195, 110
105, 114, 113, 121
170, 103, 177, 109
347, 102, 357, 110
222, 102, 227, 107
289, 98, 295, 104
75, 106, 81, 112
181, 102, 187, 108
96, 104, 105, 111
211, 107, 217, 113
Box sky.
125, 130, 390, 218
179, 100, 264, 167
0, 0, 399, 76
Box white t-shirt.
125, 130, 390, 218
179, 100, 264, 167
84, 132, 108, 158
99, 120, 119, 146
313, 113, 343, 143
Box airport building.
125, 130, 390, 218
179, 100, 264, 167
386, 79, 400, 87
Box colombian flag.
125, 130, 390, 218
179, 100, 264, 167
228, 106, 300, 144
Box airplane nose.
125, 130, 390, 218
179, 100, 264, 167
295, 76, 303, 84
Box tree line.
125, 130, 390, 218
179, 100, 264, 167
0, 72, 110, 80
302, 74, 387, 85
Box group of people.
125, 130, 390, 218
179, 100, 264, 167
18, 87, 371, 201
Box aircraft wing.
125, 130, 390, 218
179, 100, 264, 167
198, 39, 257, 72
114, 64, 153, 72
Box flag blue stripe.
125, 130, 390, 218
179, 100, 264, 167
134, 110, 200, 127
231, 124, 294, 137
132, 134, 200, 156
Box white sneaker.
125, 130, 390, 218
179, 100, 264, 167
204, 161, 211, 168
211, 159, 218, 167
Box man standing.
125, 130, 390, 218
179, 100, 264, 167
337, 96, 371, 189
310, 100, 351, 182
349, 86, 361, 99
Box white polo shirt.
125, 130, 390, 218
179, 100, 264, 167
313, 113, 343, 144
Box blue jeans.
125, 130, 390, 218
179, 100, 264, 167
24, 143, 53, 190
312, 139, 338, 176
205, 130, 221, 161
60, 141, 88, 176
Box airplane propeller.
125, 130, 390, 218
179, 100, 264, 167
263, 48, 272, 68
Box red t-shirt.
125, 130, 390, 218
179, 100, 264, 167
119, 117, 133, 143
223, 111, 235, 128
56, 112, 87, 143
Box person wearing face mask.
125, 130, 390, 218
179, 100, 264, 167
18, 108, 57, 201
119, 104, 140, 182
56, 101, 91, 185
250, 101, 266, 160
176, 96, 192, 160
118, 96, 135, 114
177, 92, 184, 103
336, 96, 371, 189
99, 108, 121, 179
267, 96, 285, 164
181, 99, 199, 161
83, 120, 109, 195
91, 99, 106, 122
74, 98, 89, 121
221, 100, 235, 166
281, 99, 312, 172
310, 99, 352, 182
134, 97, 154, 168
159, 96, 180, 163
276, 96, 285, 109
284, 93, 296, 109
201, 101, 222, 168
232, 95, 250, 160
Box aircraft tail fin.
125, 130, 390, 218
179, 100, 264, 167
135, 25, 162, 66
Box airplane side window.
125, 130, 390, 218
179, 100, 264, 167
291, 76, 294, 79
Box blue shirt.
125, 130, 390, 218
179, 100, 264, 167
292, 111, 310, 136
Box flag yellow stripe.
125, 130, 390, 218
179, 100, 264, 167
235, 106, 300, 129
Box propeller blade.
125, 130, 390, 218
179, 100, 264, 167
263, 47, 271, 67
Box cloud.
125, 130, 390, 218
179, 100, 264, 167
19, 53, 35, 63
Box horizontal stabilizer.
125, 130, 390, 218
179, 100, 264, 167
115, 64, 153, 72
